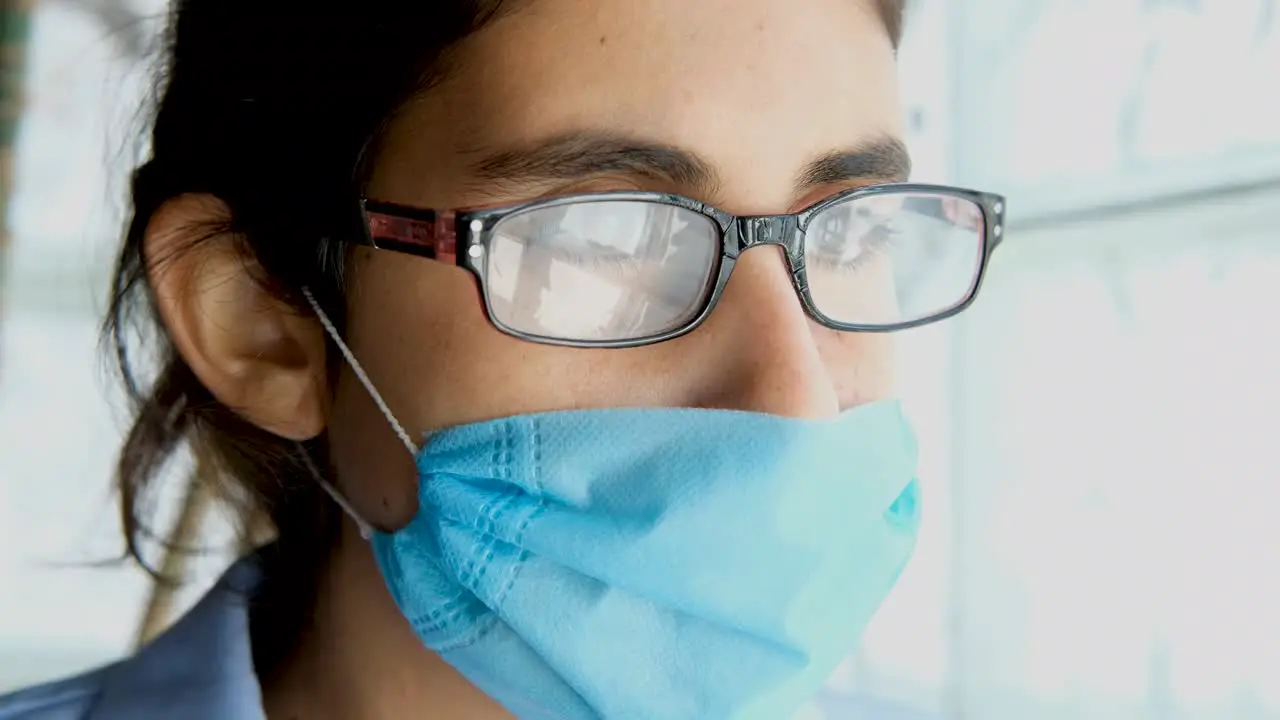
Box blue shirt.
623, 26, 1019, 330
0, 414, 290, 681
0, 556, 937, 719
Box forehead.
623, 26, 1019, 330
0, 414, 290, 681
373, 0, 903, 209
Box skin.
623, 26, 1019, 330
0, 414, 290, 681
145, 0, 905, 716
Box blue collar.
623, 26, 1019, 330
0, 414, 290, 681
91, 556, 266, 720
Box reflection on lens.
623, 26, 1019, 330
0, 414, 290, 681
484, 200, 720, 342
803, 192, 985, 326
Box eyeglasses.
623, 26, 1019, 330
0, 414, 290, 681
346, 184, 1006, 347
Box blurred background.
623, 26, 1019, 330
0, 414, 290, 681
0, 1, 1277, 718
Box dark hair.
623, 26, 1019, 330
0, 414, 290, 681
105, 0, 908, 678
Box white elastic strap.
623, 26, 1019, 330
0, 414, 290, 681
295, 442, 375, 540
301, 287, 419, 456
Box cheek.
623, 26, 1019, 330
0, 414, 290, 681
325, 252, 515, 526
325, 252, 670, 525
327, 368, 420, 528
819, 326, 896, 408
338, 250, 544, 428
827, 261, 899, 406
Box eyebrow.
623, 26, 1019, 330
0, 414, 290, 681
797, 136, 912, 189
465, 130, 911, 202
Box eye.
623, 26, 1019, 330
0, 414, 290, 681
808, 207, 901, 271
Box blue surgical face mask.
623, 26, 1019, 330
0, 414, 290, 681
303, 293, 922, 720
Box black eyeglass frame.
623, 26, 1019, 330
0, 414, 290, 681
349, 182, 1007, 349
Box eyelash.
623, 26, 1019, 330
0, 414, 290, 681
497, 218, 901, 283
808, 221, 901, 272
535, 244, 652, 279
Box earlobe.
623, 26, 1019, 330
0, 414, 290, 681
145, 194, 329, 440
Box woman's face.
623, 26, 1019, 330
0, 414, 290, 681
328, 0, 906, 527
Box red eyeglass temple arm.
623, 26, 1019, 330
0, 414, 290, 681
363, 208, 459, 265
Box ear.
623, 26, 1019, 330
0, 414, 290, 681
145, 193, 329, 440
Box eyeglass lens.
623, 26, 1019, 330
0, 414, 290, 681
482, 192, 985, 342
804, 192, 985, 327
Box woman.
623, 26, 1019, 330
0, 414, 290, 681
0, 0, 1003, 717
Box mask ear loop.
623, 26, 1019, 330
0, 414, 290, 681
301, 287, 419, 456
295, 444, 375, 540
292, 286, 422, 541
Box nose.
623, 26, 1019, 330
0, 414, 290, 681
691, 244, 841, 419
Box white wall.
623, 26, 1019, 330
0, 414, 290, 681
0, 1, 232, 692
